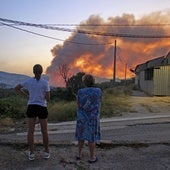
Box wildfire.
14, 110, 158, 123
73, 55, 104, 76
75, 58, 85, 67
46, 11, 170, 87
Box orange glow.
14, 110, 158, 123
46, 13, 170, 87
75, 58, 85, 67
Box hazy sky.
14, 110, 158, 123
0, 0, 170, 76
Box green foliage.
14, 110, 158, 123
48, 101, 77, 122
0, 96, 27, 119
66, 72, 85, 95
50, 71, 86, 101
50, 87, 76, 101
95, 81, 112, 90
48, 86, 132, 122
101, 86, 131, 117
0, 85, 132, 122
0, 88, 16, 98
104, 86, 132, 96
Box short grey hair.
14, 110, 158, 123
82, 74, 95, 87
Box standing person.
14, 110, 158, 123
75, 74, 102, 163
15, 64, 50, 161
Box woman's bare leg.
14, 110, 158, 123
27, 118, 36, 153
78, 140, 84, 158
88, 142, 95, 160
39, 118, 49, 153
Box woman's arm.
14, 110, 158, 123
45, 91, 50, 102
14, 84, 29, 99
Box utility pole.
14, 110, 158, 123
113, 40, 117, 85
124, 63, 127, 85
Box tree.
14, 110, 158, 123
58, 63, 71, 86
66, 72, 85, 96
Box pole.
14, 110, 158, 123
113, 40, 116, 85
125, 63, 127, 85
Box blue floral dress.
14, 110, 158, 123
75, 87, 102, 142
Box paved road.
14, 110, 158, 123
1, 114, 170, 145
1, 114, 170, 170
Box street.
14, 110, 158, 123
1, 115, 170, 169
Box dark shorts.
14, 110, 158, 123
26, 104, 48, 119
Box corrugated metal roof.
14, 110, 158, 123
146, 56, 164, 68
135, 51, 170, 73
164, 51, 170, 64
135, 63, 147, 73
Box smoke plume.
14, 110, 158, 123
46, 10, 170, 87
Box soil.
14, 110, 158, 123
124, 90, 170, 117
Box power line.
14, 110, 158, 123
1, 17, 170, 39
0, 21, 112, 45
0, 22, 65, 41
1, 18, 170, 27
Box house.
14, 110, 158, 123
135, 51, 170, 96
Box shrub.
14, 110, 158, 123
0, 96, 27, 119
0, 88, 16, 98
101, 87, 131, 118
50, 87, 76, 101
0, 86, 132, 122
48, 101, 77, 122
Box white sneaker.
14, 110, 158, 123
42, 152, 50, 159
28, 151, 35, 161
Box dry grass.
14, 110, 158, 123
0, 117, 14, 126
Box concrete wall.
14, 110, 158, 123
136, 71, 154, 95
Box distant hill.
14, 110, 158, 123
0, 71, 111, 89
0, 71, 31, 88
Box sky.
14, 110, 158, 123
0, 0, 170, 84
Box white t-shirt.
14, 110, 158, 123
21, 77, 50, 107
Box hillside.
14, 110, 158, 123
0, 71, 30, 88
0, 71, 111, 88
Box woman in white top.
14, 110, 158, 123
15, 64, 50, 161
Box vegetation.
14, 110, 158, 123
0, 96, 27, 119
101, 86, 132, 118
0, 85, 133, 123
0, 72, 134, 125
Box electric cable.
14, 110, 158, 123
0, 21, 113, 45
1, 18, 170, 39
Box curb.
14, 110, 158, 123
0, 139, 170, 148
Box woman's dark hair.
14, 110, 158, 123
33, 64, 43, 74
33, 64, 43, 80
82, 74, 95, 87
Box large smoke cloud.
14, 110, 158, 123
46, 10, 170, 87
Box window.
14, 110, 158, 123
145, 68, 153, 80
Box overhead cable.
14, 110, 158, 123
0, 21, 112, 45
1, 18, 170, 27
1, 17, 170, 38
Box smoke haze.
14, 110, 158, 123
46, 10, 170, 86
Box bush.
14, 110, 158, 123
0, 88, 16, 98
0, 96, 27, 119
101, 87, 131, 118
48, 101, 77, 122
0, 86, 132, 122
50, 87, 76, 101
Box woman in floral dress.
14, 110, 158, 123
75, 74, 102, 163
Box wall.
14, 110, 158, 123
136, 71, 154, 95
154, 65, 170, 96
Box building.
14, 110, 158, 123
135, 51, 170, 96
